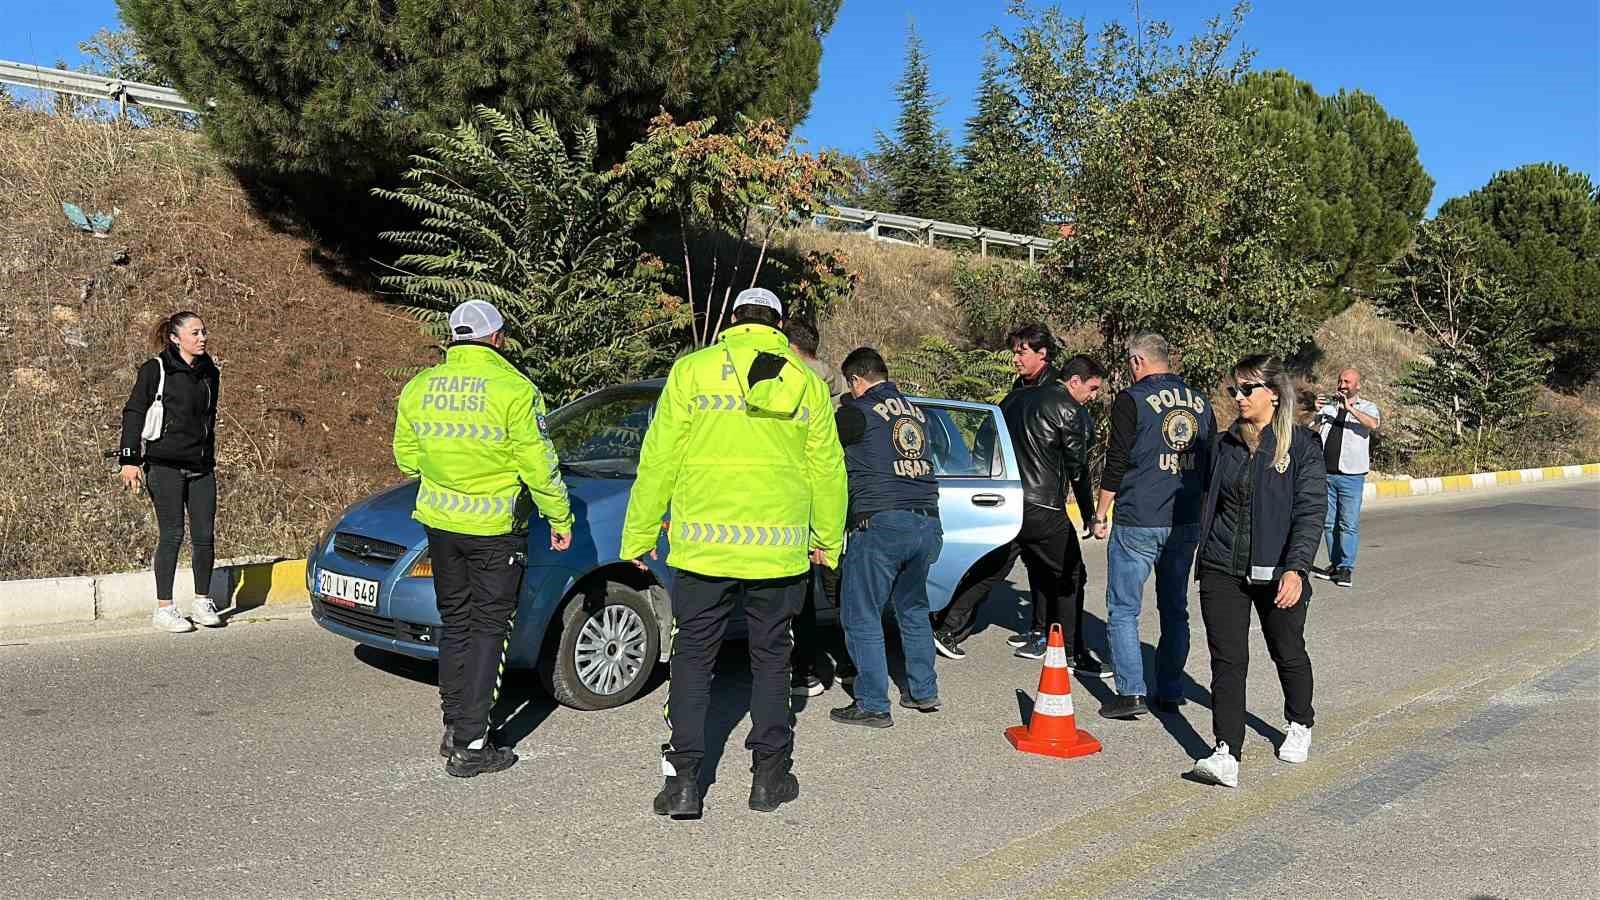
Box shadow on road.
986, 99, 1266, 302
352, 645, 560, 750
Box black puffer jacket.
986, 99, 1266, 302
119, 346, 220, 470
1196, 422, 1326, 584
999, 378, 1093, 514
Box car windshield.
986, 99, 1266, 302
546, 386, 662, 479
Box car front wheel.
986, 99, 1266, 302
539, 581, 659, 710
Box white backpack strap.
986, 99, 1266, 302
153, 357, 166, 400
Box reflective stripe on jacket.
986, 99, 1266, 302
620, 324, 848, 579
393, 342, 573, 537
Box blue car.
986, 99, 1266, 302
308, 380, 1024, 710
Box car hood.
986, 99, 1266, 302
335, 477, 635, 555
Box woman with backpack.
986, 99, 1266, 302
118, 311, 222, 633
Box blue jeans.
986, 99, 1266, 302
839, 511, 944, 714
1105, 523, 1200, 700
1325, 474, 1366, 571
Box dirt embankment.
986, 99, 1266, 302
0, 110, 433, 579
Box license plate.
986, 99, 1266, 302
317, 569, 379, 609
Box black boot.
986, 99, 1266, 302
438, 725, 455, 759
653, 775, 703, 819
748, 757, 799, 813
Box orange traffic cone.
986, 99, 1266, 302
1005, 623, 1102, 759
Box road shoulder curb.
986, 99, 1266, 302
3, 558, 308, 629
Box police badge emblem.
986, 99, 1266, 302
1161, 408, 1199, 451
892, 418, 926, 459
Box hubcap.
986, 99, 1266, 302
574, 604, 648, 696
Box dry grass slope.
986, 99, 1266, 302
0, 110, 433, 580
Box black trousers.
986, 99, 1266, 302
935, 504, 1085, 652
426, 527, 523, 750
1198, 568, 1315, 759
145, 464, 216, 602
1030, 556, 1089, 652
664, 569, 806, 779
793, 563, 854, 678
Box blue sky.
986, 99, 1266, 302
5, 1, 1594, 212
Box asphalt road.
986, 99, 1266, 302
3, 480, 1597, 899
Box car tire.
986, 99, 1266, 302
539, 581, 660, 711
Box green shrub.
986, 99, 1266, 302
373, 107, 689, 404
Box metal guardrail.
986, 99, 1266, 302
817, 204, 1055, 262
1, 57, 1055, 261
0, 59, 199, 115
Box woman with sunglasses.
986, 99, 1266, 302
1188, 355, 1326, 788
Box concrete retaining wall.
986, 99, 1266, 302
1, 558, 308, 629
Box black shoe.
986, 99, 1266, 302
791, 673, 825, 697
1099, 694, 1148, 720
835, 664, 857, 687
1332, 567, 1353, 587
438, 725, 455, 759
932, 630, 966, 660
1068, 651, 1114, 680
653, 775, 703, 819
749, 770, 800, 813
831, 702, 893, 728
1013, 633, 1048, 660
1150, 696, 1186, 714
445, 744, 517, 778
1311, 566, 1333, 582
1007, 630, 1042, 648
899, 695, 942, 713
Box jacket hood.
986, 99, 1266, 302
719, 325, 806, 417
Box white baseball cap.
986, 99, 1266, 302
449, 299, 505, 341
732, 287, 783, 317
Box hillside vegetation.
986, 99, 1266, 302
2, 113, 1594, 580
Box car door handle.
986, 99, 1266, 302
971, 493, 1005, 507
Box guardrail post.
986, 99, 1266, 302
1028, 245, 1037, 266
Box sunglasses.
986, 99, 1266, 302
1226, 381, 1269, 400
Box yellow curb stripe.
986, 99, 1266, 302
903, 629, 1584, 899
230, 559, 309, 607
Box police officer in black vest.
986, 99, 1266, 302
829, 348, 944, 728
1092, 332, 1215, 720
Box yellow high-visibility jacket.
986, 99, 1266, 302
393, 343, 573, 537
621, 324, 847, 579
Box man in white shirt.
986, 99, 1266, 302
1312, 368, 1380, 588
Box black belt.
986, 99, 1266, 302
848, 506, 939, 532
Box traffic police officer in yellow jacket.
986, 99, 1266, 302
622, 287, 847, 818
393, 300, 574, 778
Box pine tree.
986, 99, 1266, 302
957, 47, 1043, 235
1228, 70, 1433, 317
869, 23, 962, 222
1438, 163, 1600, 387
118, 0, 841, 188
1378, 219, 1549, 465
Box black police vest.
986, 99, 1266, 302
1119, 372, 1213, 527
842, 381, 940, 522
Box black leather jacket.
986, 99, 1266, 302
999, 378, 1094, 517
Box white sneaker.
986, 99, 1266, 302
152, 605, 195, 633
1278, 722, 1312, 763
190, 597, 223, 627
1190, 743, 1239, 788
